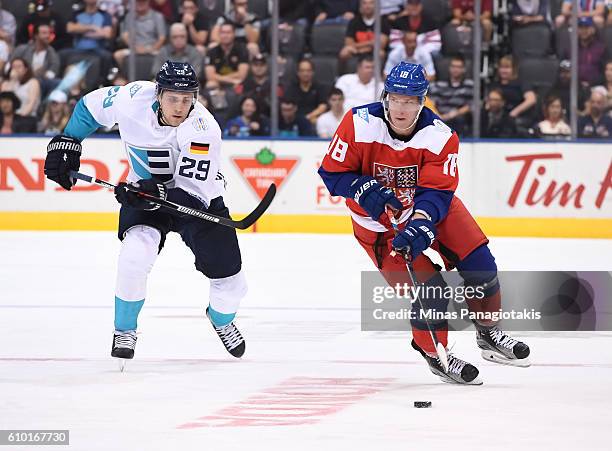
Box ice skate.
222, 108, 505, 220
475, 324, 530, 367
206, 308, 245, 358
412, 339, 483, 385
111, 330, 137, 372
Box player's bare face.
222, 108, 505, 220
160, 91, 193, 127
387, 93, 421, 134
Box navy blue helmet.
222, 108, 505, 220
155, 61, 199, 95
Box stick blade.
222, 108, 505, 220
237, 183, 277, 229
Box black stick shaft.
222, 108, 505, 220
70, 171, 275, 230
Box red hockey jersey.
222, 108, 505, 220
319, 102, 460, 231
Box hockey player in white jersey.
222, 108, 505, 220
44, 61, 247, 364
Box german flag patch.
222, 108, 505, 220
190, 142, 209, 155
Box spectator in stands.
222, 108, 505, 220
284, 58, 329, 125
561, 17, 605, 86
428, 55, 473, 136
339, 0, 390, 65
205, 23, 249, 89
578, 88, 612, 138
536, 94, 571, 138
179, 0, 209, 54
114, 0, 166, 69
38, 89, 70, 135
279, 0, 309, 24
488, 55, 536, 121
0, 91, 37, 134
481, 88, 517, 138
278, 97, 315, 137
237, 53, 279, 117
384, 31, 436, 79
154, 23, 203, 78
548, 59, 589, 114
150, 0, 178, 24
63, 0, 114, 90
601, 60, 612, 112
0, 0, 16, 47
110, 72, 129, 87
390, 0, 439, 35
608, 0, 612, 27
335, 55, 382, 111
1, 58, 41, 117
388, 0, 443, 52
511, 0, 550, 27
13, 22, 61, 96
17, 0, 70, 50
99, 1, 126, 20
556, 0, 605, 29
0, 40, 7, 75
314, 0, 358, 24
451, 0, 493, 43
224, 95, 270, 137
381, 0, 405, 20
212, 0, 261, 57
317, 87, 345, 138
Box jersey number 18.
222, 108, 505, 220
328, 134, 348, 163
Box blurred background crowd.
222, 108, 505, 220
0, 0, 611, 139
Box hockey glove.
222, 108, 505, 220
114, 179, 167, 211
44, 134, 82, 190
347, 176, 402, 222
391, 218, 437, 260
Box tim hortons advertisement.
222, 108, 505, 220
0, 137, 610, 229
457, 142, 611, 218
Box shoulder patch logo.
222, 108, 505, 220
357, 107, 369, 123
433, 119, 451, 133
192, 117, 209, 131
129, 84, 142, 98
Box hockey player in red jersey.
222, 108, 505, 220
318, 62, 530, 385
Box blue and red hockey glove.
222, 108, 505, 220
391, 218, 437, 260
348, 176, 402, 222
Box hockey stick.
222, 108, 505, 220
385, 208, 449, 372
70, 171, 276, 230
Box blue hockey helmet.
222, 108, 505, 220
381, 62, 429, 131
383, 61, 429, 99
155, 60, 199, 95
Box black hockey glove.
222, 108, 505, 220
44, 134, 82, 190
114, 179, 167, 211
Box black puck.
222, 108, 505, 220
414, 401, 432, 408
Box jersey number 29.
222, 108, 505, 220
179, 157, 210, 181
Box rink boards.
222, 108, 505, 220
0, 137, 610, 238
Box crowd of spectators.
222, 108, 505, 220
0, 0, 610, 139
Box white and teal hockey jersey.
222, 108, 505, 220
64, 81, 224, 207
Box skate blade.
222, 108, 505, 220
117, 359, 127, 372
481, 350, 530, 368
439, 374, 483, 385
430, 368, 483, 386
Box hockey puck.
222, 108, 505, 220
414, 401, 432, 408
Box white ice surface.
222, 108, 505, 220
0, 232, 611, 451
